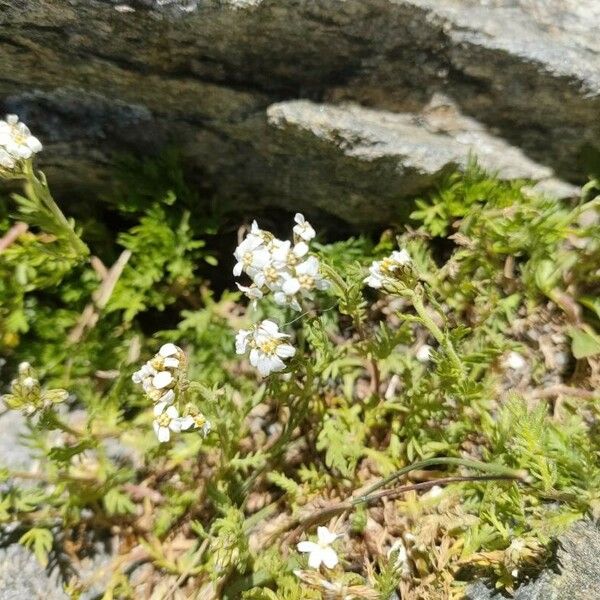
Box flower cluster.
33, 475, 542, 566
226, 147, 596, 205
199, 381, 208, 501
236, 319, 296, 377
233, 213, 329, 311
132, 343, 210, 443
0, 114, 42, 170
1, 362, 68, 416
364, 248, 412, 290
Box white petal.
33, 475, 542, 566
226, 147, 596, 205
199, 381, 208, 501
159, 343, 178, 357
158, 389, 175, 404
169, 419, 182, 433
233, 262, 243, 277
179, 416, 195, 430
294, 213, 305, 225
321, 547, 339, 569
235, 329, 250, 353
26, 136, 42, 153
259, 320, 280, 335
317, 526, 338, 545
282, 278, 301, 295
392, 249, 411, 265
268, 355, 286, 373
249, 348, 260, 367
365, 275, 382, 288
293, 241, 309, 257
416, 344, 432, 363
16, 145, 31, 159
153, 420, 160, 437
166, 405, 179, 419
153, 371, 173, 390
276, 343, 296, 359
297, 541, 319, 554
252, 248, 271, 269
296, 256, 319, 276
158, 426, 170, 443
163, 357, 180, 369
307, 549, 323, 569
154, 401, 167, 416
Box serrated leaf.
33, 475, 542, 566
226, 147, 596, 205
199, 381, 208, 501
19, 527, 53, 567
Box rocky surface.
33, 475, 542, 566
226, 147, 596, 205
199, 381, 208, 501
466, 520, 600, 600
0, 0, 597, 224
0, 545, 67, 600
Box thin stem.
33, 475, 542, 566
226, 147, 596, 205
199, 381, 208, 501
359, 456, 526, 498
405, 288, 464, 374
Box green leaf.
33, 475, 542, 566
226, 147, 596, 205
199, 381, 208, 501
103, 487, 136, 516
569, 326, 600, 359
19, 527, 53, 567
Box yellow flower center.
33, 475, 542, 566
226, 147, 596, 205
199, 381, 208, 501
259, 339, 278, 356
264, 266, 279, 284
298, 274, 314, 289
157, 413, 171, 427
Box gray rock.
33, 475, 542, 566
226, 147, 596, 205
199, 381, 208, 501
0, 545, 67, 600
0, 403, 35, 474
466, 520, 600, 600
265, 97, 577, 223
0, 0, 596, 221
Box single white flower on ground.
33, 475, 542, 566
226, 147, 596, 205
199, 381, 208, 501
236, 320, 296, 377
297, 526, 340, 569
293, 213, 316, 241
365, 249, 412, 289
0, 114, 42, 161
152, 402, 183, 443
504, 351, 526, 370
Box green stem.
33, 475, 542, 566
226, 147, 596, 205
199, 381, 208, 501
24, 161, 88, 257
406, 289, 464, 374
359, 456, 526, 499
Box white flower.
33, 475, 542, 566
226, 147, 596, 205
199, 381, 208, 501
0, 114, 42, 163
179, 407, 212, 436
235, 320, 296, 377
416, 344, 432, 363
233, 232, 270, 277
293, 213, 316, 241
152, 402, 183, 443
271, 239, 309, 271
273, 256, 329, 311
132, 344, 183, 402
505, 351, 526, 370
297, 526, 340, 569
236, 283, 264, 301
365, 249, 411, 289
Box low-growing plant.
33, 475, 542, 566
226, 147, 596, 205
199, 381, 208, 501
0, 115, 599, 599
